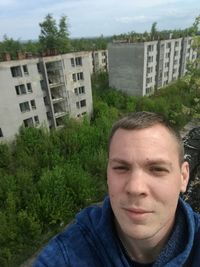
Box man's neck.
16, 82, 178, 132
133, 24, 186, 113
116, 220, 175, 264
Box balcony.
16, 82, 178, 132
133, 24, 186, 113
53, 101, 68, 119
54, 111, 67, 118
48, 77, 64, 88
52, 97, 65, 104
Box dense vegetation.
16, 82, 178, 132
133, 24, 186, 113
0, 70, 200, 266
113, 16, 200, 42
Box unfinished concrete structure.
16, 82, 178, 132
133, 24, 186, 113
108, 37, 197, 96
0, 51, 93, 141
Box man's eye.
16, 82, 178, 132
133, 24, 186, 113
150, 166, 168, 174
113, 166, 128, 171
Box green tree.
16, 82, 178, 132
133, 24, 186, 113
58, 15, 71, 53
23, 40, 40, 55
39, 14, 70, 54
0, 35, 23, 61
39, 14, 58, 51
150, 22, 158, 40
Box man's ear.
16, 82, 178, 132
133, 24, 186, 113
180, 161, 190, 193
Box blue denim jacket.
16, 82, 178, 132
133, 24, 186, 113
33, 197, 200, 267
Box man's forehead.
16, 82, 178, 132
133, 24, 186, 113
109, 126, 180, 159
111, 125, 174, 140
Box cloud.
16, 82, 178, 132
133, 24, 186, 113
0, 0, 16, 7
115, 15, 158, 24
0, 0, 199, 40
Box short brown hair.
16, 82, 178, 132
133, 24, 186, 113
108, 111, 184, 165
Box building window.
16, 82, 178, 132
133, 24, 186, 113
93, 52, 98, 60
165, 52, 170, 58
34, 115, 39, 125
174, 59, 178, 65
147, 67, 153, 74
74, 88, 78, 95
72, 73, 76, 82
43, 96, 48, 105
27, 83, 33, 93
0, 128, 3, 138
147, 56, 153, 63
75, 57, 82, 66
166, 43, 171, 49
175, 41, 179, 47
164, 80, 168, 85
146, 77, 152, 84
147, 45, 153, 52
192, 54, 196, 60
30, 99, 36, 109
19, 101, 30, 113
174, 51, 178, 56
164, 71, 168, 77
37, 63, 42, 73
76, 101, 80, 109
146, 87, 152, 94
46, 111, 52, 119
79, 86, 85, 94
77, 72, 84, 80
80, 99, 86, 107
40, 80, 46, 90
10, 66, 22, 77
15, 84, 26, 95
23, 117, 33, 127
71, 58, 75, 67
23, 65, 29, 75
165, 62, 169, 68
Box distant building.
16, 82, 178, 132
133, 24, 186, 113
89, 50, 108, 74
0, 51, 93, 141
108, 37, 197, 96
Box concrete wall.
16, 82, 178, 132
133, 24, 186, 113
0, 58, 49, 141
61, 52, 93, 118
143, 41, 158, 95
108, 43, 145, 96
0, 51, 93, 141
108, 37, 197, 96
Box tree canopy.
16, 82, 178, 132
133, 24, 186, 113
39, 14, 71, 54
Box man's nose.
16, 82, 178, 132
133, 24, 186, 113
125, 169, 148, 196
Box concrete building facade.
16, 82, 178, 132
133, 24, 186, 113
0, 51, 93, 141
108, 37, 197, 96
89, 50, 108, 74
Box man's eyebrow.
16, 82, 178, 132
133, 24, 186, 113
109, 158, 173, 167
109, 158, 130, 165
145, 159, 173, 167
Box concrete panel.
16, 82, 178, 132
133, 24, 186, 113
108, 43, 144, 96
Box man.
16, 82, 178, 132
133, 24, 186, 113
33, 111, 200, 267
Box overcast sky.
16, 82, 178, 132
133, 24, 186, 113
0, 0, 200, 41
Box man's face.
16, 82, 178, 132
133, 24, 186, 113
107, 124, 189, 242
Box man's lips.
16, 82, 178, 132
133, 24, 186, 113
124, 208, 152, 214
122, 207, 153, 220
